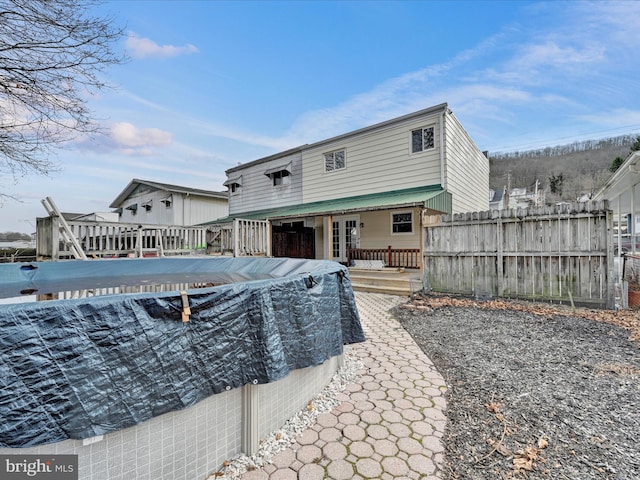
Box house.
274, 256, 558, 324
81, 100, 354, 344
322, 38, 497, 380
594, 150, 640, 255
110, 179, 228, 226
490, 181, 544, 210
489, 188, 505, 210
217, 103, 489, 265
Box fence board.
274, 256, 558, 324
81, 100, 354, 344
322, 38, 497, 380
423, 201, 614, 308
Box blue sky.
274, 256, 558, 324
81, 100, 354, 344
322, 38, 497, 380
2, 0, 640, 233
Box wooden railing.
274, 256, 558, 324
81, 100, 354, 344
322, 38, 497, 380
37, 217, 209, 260
348, 246, 421, 269
37, 215, 272, 261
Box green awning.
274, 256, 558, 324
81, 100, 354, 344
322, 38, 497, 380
201, 185, 451, 225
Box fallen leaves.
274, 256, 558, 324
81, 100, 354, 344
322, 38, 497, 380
477, 397, 550, 476
405, 293, 640, 344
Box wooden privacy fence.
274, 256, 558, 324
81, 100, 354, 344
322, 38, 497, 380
348, 246, 421, 269
423, 201, 615, 308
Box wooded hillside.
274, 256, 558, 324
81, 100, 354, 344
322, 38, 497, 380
489, 134, 638, 203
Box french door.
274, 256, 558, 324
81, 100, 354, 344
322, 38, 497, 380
332, 216, 359, 263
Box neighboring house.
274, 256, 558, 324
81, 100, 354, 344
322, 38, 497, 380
110, 179, 228, 226
489, 188, 505, 210
490, 181, 544, 211
594, 150, 640, 255
217, 103, 489, 264
71, 212, 120, 222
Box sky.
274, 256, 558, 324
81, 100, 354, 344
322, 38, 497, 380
2, 0, 640, 233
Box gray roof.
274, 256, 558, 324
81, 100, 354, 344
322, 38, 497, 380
109, 179, 227, 208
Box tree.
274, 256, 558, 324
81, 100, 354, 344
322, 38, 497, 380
609, 156, 625, 173
0, 0, 124, 191
548, 173, 564, 196
609, 136, 640, 174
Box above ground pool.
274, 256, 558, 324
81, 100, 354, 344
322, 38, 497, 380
0, 257, 364, 448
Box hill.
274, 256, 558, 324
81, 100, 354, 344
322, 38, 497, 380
489, 134, 638, 203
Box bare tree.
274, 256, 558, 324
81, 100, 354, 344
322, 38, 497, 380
0, 0, 124, 191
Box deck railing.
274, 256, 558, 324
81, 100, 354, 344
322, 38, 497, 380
37, 216, 272, 261
348, 246, 421, 269
37, 217, 209, 260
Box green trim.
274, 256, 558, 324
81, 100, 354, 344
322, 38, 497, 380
201, 185, 451, 225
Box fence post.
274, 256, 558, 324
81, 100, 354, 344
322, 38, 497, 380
387, 245, 392, 267
496, 216, 504, 297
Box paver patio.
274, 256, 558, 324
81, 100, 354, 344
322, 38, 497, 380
239, 292, 448, 480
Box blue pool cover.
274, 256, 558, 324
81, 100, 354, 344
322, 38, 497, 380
0, 257, 364, 447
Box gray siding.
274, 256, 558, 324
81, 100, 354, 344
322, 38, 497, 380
228, 152, 303, 215
301, 112, 443, 203
444, 112, 490, 213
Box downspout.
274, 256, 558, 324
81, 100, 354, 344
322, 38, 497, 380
439, 109, 446, 190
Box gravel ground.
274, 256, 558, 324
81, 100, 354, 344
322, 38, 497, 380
393, 295, 640, 480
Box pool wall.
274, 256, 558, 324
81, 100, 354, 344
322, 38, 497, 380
0, 257, 363, 478
0, 355, 341, 479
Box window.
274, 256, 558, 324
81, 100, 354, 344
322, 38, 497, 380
160, 196, 172, 208
271, 170, 290, 186
392, 211, 413, 234
142, 200, 152, 212
125, 204, 138, 215
324, 149, 346, 172
224, 176, 242, 195
411, 126, 435, 153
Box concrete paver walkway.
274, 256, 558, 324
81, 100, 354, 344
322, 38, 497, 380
241, 292, 448, 480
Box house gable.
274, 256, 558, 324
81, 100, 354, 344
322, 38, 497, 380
109, 178, 228, 226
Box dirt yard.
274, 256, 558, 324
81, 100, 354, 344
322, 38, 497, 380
393, 295, 640, 479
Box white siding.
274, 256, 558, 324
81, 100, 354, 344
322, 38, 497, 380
228, 152, 303, 215
443, 112, 490, 213
301, 113, 443, 203
118, 191, 228, 226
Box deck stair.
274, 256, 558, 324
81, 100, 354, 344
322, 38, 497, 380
347, 267, 424, 296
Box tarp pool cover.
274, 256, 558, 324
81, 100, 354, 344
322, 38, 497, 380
0, 257, 364, 447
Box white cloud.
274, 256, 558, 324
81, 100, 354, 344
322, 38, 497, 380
126, 33, 199, 59
111, 122, 172, 148
573, 108, 640, 130
72, 122, 173, 156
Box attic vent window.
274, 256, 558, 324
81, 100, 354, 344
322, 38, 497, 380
264, 164, 292, 186
223, 176, 242, 194
142, 200, 152, 212
160, 196, 172, 208
411, 126, 435, 153
125, 204, 138, 215
324, 149, 346, 172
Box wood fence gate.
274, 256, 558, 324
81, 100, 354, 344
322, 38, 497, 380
423, 201, 615, 308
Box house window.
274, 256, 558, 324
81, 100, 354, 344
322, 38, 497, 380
125, 204, 138, 215
411, 126, 435, 153
142, 200, 152, 212
224, 176, 242, 195
324, 149, 346, 172
271, 170, 290, 186
392, 211, 413, 234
